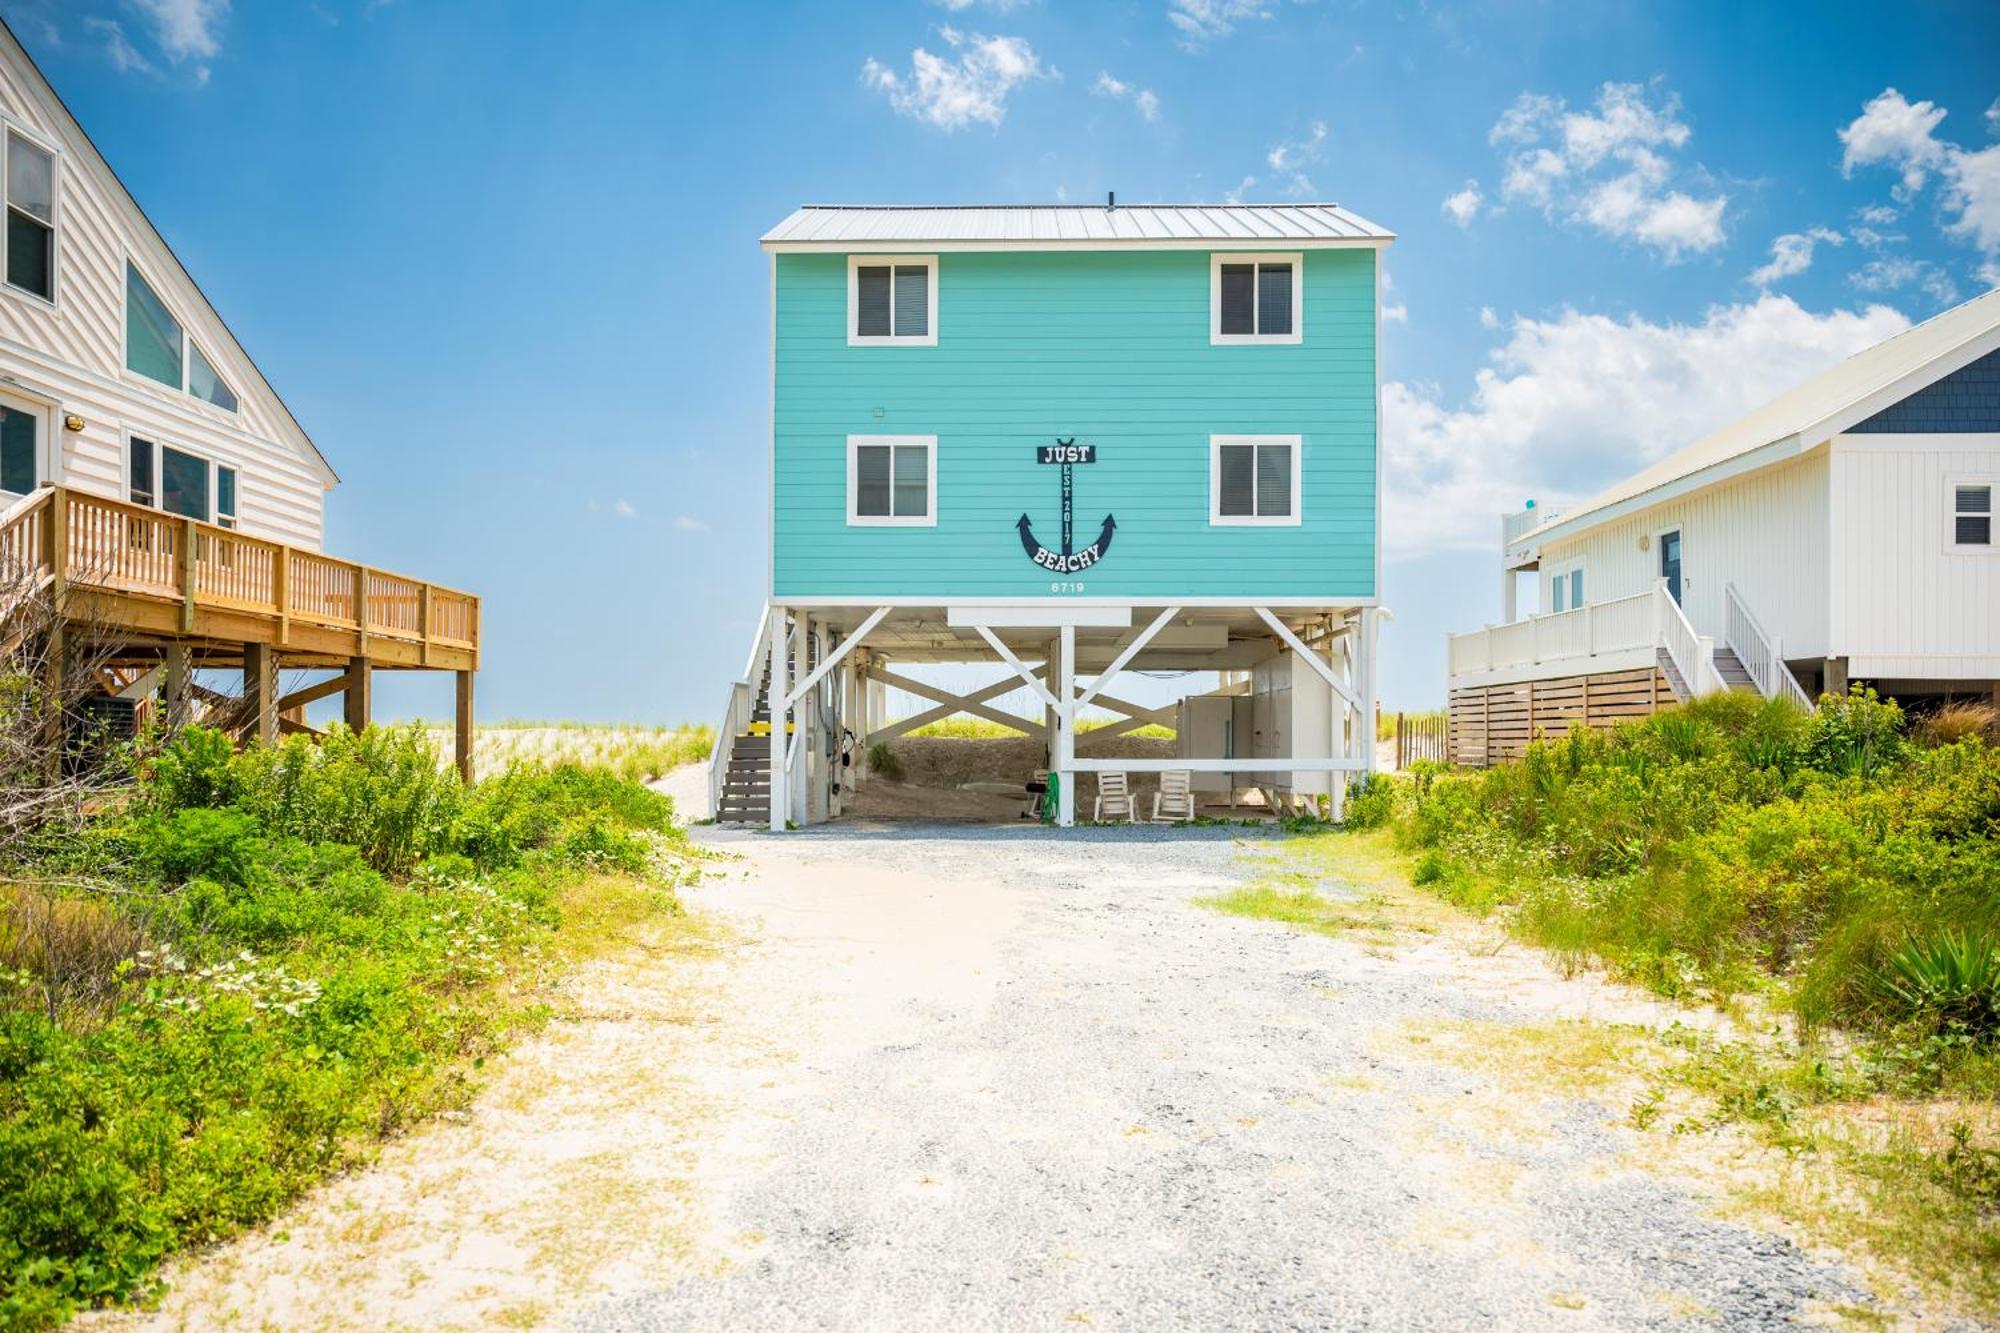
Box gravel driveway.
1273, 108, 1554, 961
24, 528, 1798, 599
576, 823, 1870, 1332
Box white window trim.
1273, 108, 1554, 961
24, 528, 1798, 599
121, 249, 240, 416
1547, 557, 1585, 613
1209, 252, 1303, 346
1209, 434, 1303, 527
846, 254, 939, 347
1946, 474, 1997, 555
127, 432, 237, 527
0, 116, 60, 312
847, 434, 937, 527
0, 385, 53, 499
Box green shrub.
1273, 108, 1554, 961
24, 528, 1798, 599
1877, 930, 2000, 1037
0, 724, 697, 1327
1342, 773, 1396, 830
867, 741, 904, 781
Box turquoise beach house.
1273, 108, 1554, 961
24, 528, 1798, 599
711, 202, 1393, 829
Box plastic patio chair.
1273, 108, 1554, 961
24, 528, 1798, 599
1153, 769, 1195, 822
1094, 770, 1137, 822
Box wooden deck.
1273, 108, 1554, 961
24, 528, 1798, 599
2, 486, 480, 773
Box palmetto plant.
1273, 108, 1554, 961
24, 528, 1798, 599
1876, 929, 2000, 1037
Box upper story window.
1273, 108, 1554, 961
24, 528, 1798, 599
1952, 482, 1993, 549
130, 435, 236, 527
126, 261, 239, 412
1549, 563, 1584, 612
5, 130, 55, 302
848, 255, 937, 346
1211, 253, 1301, 345
1210, 435, 1300, 526
848, 434, 935, 526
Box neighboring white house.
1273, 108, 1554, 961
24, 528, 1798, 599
0, 20, 336, 546
1448, 287, 2000, 764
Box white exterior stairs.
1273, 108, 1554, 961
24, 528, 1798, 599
713, 664, 773, 826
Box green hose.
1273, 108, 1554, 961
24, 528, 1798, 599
1040, 772, 1060, 826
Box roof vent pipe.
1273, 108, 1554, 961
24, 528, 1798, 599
1107, 191, 1116, 209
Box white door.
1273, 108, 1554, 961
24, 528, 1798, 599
0, 391, 50, 508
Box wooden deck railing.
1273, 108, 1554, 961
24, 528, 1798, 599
1, 486, 478, 660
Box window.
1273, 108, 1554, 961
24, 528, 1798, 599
129, 436, 232, 526
1549, 562, 1584, 612
848, 255, 937, 346
129, 437, 155, 507
160, 445, 209, 521
1210, 435, 1301, 525
125, 260, 238, 412
0, 403, 35, 494
847, 435, 935, 526
1211, 253, 1301, 345
6, 131, 54, 302
217, 465, 237, 529
1953, 482, 1993, 549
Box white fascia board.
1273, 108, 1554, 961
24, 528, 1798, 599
1804, 320, 2000, 444
1516, 434, 1807, 550
762, 238, 1392, 254
947, 605, 1134, 628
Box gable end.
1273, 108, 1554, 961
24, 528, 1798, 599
1849, 346, 2000, 434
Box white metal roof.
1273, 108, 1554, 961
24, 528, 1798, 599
761, 203, 1393, 250
1520, 285, 2000, 548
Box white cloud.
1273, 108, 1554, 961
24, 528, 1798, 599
1849, 253, 1959, 306
1478, 306, 1500, 330
1382, 303, 1409, 324
1260, 120, 1326, 197
1838, 87, 2000, 287
1441, 180, 1484, 228
83, 17, 154, 74
1381, 295, 1909, 558
1748, 226, 1843, 287
1092, 71, 1161, 121
131, 0, 227, 60
613, 499, 638, 519
1487, 82, 1726, 259
929, 0, 1034, 9
1222, 174, 1257, 204
673, 514, 709, 532
1839, 88, 1948, 196
1856, 203, 1899, 225
1167, 0, 1271, 50
862, 28, 1045, 131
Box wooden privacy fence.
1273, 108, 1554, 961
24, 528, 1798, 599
1448, 665, 1674, 768
1390, 712, 1449, 768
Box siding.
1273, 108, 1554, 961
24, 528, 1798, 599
0, 42, 327, 548
1537, 451, 1830, 658
771, 248, 1377, 601
1830, 433, 2000, 679
1850, 347, 2000, 434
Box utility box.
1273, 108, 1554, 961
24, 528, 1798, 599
1175, 692, 1238, 793
1248, 649, 1333, 795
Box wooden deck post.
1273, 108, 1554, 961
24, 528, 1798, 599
454, 670, 475, 783
164, 643, 190, 730
343, 657, 371, 734
243, 643, 276, 745
179, 518, 197, 635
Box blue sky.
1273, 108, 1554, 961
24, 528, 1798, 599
5, 0, 1997, 718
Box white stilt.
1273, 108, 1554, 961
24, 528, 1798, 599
767, 605, 787, 834
1056, 624, 1076, 827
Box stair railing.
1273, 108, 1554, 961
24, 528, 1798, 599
1653, 580, 1726, 698
1722, 582, 1815, 708
708, 614, 771, 820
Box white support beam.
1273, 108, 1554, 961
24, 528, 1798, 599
767, 606, 787, 833
973, 625, 1063, 712
1068, 757, 1368, 773
780, 606, 889, 711
1056, 625, 1075, 826
868, 666, 1049, 741
1087, 692, 1175, 727
1072, 605, 1181, 712
116, 664, 165, 701
1255, 606, 1361, 711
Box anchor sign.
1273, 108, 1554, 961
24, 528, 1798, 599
1018, 438, 1116, 573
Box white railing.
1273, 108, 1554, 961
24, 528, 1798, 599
1722, 582, 1815, 709
707, 615, 771, 821
1448, 583, 1725, 699
1501, 506, 1555, 546
1448, 588, 1654, 676
1654, 580, 1726, 698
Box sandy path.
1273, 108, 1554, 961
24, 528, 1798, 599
106, 823, 1907, 1331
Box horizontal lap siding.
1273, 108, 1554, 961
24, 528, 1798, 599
0, 48, 325, 548
773, 249, 1377, 600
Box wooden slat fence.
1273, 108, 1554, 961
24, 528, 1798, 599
1448, 665, 1674, 767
